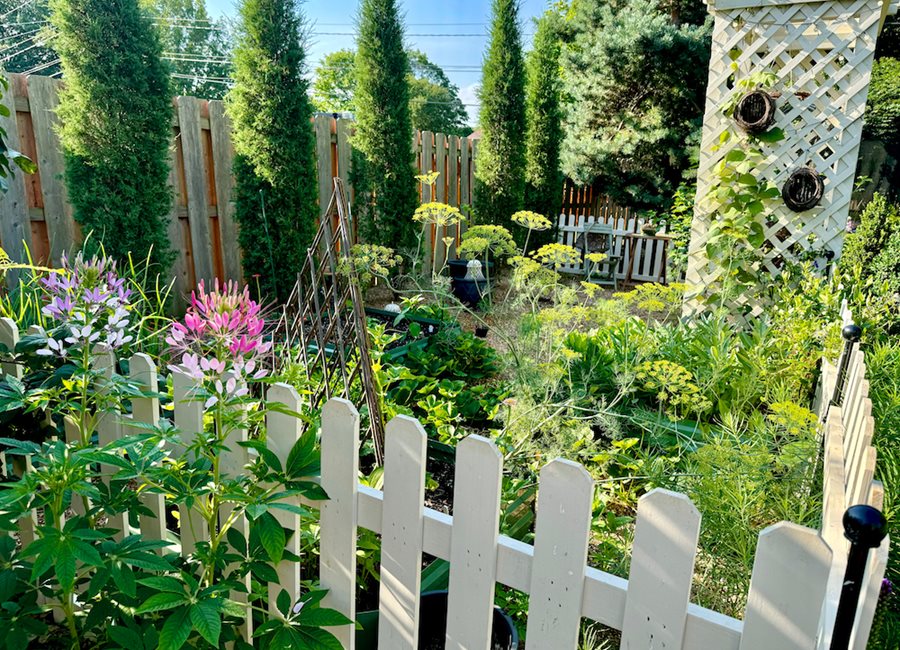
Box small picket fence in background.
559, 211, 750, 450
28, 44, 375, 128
0, 315, 889, 649
555, 213, 669, 283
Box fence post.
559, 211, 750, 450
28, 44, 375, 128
830, 505, 888, 650
830, 323, 862, 407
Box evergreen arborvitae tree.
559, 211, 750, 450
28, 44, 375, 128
354, 0, 419, 251
525, 10, 563, 227
50, 0, 173, 271
474, 0, 526, 231
227, 0, 318, 302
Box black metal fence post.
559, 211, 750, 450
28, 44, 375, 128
830, 505, 888, 650
830, 323, 862, 407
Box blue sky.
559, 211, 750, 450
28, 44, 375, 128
206, 0, 550, 121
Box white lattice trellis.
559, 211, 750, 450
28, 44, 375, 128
686, 0, 899, 298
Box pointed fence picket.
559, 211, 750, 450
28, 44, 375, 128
0, 315, 891, 650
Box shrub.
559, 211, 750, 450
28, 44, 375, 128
474, 0, 527, 231
50, 0, 173, 273
841, 193, 900, 280
354, 0, 420, 252
228, 0, 319, 302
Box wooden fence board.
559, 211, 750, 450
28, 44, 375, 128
0, 76, 33, 284
315, 115, 332, 216
26, 75, 72, 266
177, 96, 215, 286
377, 415, 428, 650
445, 436, 502, 650
208, 100, 242, 284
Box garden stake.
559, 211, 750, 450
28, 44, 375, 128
830, 323, 862, 407
830, 505, 888, 650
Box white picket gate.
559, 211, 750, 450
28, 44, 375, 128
555, 213, 669, 283
0, 315, 890, 649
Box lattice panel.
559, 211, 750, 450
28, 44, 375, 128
686, 0, 893, 300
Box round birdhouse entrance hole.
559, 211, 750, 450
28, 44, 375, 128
733, 91, 777, 134
782, 168, 824, 212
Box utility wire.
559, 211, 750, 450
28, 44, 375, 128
0, 0, 35, 22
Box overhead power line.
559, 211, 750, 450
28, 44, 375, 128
0, 0, 36, 21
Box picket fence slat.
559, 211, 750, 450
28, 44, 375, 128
851, 537, 890, 650
525, 459, 593, 648
621, 489, 701, 649
739, 523, 832, 650
319, 398, 360, 649
377, 416, 428, 650
129, 353, 168, 548
265, 383, 304, 618
445, 435, 503, 650
0, 317, 22, 378
172, 369, 208, 555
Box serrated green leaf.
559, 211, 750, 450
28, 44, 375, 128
55, 545, 76, 591
138, 576, 188, 593
276, 588, 291, 618
190, 600, 222, 647
107, 625, 144, 650
299, 607, 355, 627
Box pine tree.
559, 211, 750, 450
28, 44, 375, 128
50, 0, 173, 271
474, 0, 526, 231
354, 0, 419, 251
525, 9, 563, 226
227, 0, 318, 302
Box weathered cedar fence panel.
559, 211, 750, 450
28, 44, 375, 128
0, 74, 481, 303
0, 314, 889, 649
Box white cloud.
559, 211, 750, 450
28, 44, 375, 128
459, 82, 481, 126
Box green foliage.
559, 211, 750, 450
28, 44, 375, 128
525, 10, 564, 224
474, 0, 527, 230
559, 0, 710, 208
841, 193, 900, 281
50, 0, 174, 273
864, 57, 900, 147
354, 0, 420, 251
0, 74, 37, 194
141, 0, 233, 100
0, 0, 60, 77
312, 48, 470, 136
227, 0, 318, 302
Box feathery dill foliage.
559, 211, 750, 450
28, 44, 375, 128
525, 9, 563, 230
49, 0, 173, 273
474, 0, 526, 232
354, 0, 419, 251
227, 0, 318, 302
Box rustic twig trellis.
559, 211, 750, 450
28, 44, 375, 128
275, 178, 385, 463
686, 0, 899, 301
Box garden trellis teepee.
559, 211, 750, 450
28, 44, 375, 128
686, 0, 900, 298
275, 178, 386, 463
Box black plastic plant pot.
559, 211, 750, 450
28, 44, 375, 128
448, 259, 494, 279
451, 277, 490, 308
475, 326, 489, 338
355, 591, 519, 650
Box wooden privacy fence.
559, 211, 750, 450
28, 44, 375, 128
0, 314, 889, 649
555, 213, 669, 282
0, 73, 480, 303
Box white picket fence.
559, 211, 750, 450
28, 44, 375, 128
814, 304, 890, 648
0, 315, 890, 649
555, 213, 669, 282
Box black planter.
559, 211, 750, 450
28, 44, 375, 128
451, 277, 490, 308
355, 591, 519, 650
475, 326, 489, 338
448, 259, 494, 279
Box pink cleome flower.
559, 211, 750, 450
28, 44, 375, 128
167, 280, 272, 390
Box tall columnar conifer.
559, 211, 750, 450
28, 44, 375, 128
50, 0, 173, 272
525, 10, 563, 229
474, 0, 526, 231
228, 0, 318, 302
354, 0, 419, 251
